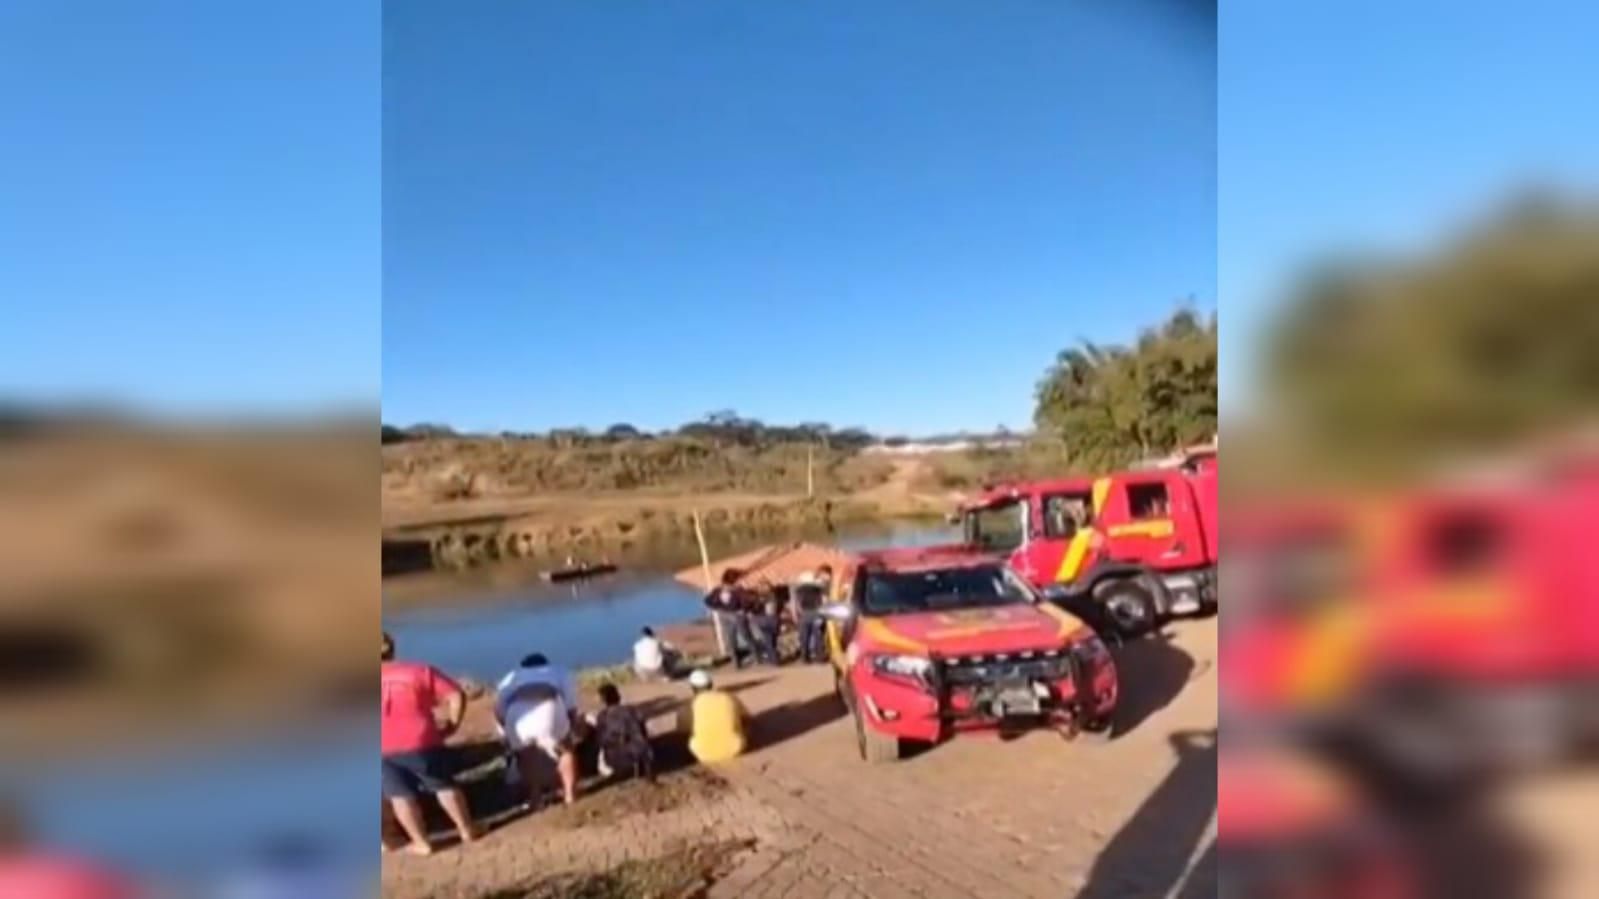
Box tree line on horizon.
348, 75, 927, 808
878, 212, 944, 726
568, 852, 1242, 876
382, 307, 1220, 482
380, 412, 1025, 451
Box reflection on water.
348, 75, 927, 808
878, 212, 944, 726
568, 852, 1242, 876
383, 521, 957, 682
25, 522, 955, 885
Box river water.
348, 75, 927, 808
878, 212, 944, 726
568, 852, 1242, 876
382, 520, 957, 681
23, 521, 956, 889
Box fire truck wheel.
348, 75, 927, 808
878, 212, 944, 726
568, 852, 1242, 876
1092, 578, 1157, 638
852, 698, 902, 763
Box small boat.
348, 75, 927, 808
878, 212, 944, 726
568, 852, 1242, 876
540, 562, 618, 583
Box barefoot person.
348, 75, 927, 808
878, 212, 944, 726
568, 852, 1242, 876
381, 632, 478, 855
495, 653, 581, 807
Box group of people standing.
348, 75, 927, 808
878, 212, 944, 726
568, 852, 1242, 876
702, 564, 835, 668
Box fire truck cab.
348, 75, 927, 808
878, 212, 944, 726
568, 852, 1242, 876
960, 464, 1218, 638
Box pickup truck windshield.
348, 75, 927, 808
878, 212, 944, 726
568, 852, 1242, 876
862, 565, 1033, 616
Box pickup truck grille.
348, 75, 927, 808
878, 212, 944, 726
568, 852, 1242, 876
939, 650, 1073, 687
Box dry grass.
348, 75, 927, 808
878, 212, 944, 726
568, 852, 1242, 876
380, 438, 959, 572
383, 436, 894, 502
910, 440, 1091, 491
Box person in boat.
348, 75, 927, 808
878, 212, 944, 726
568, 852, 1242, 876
703, 568, 757, 669
677, 669, 749, 764
495, 652, 581, 807
381, 632, 479, 855
632, 626, 681, 681
591, 683, 656, 784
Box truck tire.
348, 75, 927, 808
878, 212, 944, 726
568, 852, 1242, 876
852, 696, 901, 763
1092, 577, 1157, 638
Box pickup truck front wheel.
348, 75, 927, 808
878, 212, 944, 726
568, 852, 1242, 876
1093, 578, 1158, 638
851, 693, 902, 763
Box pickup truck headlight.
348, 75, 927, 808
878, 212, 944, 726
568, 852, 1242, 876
870, 653, 935, 687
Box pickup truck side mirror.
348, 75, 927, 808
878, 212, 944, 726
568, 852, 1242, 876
818, 602, 854, 622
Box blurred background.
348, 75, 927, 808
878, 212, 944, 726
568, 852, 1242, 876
0, 1, 377, 896
1219, 3, 1599, 898
6, 0, 1599, 897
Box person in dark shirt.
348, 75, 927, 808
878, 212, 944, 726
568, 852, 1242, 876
704, 568, 758, 668
592, 683, 655, 784
749, 585, 782, 666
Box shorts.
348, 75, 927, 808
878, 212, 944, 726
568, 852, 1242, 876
382, 748, 455, 799
504, 698, 573, 759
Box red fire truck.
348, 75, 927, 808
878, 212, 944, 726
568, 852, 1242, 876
958, 448, 1218, 637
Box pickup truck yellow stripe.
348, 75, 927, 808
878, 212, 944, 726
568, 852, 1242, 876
1036, 602, 1087, 640
861, 618, 929, 654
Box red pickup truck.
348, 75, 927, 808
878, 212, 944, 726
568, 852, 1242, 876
822, 544, 1118, 762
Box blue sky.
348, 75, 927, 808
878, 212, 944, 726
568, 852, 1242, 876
0, 2, 379, 416
383, 1, 1216, 435
1220, 1, 1599, 410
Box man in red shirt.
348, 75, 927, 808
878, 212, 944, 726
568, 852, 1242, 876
381, 632, 478, 855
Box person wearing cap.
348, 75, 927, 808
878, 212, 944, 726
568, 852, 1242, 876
677, 669, 749, 764
380, 632, 478, 855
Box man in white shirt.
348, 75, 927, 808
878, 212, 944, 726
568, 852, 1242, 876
632, 627, 679, 681
495, 653, 580, 806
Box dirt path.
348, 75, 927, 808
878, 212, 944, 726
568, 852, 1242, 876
381, 618, 1219, 899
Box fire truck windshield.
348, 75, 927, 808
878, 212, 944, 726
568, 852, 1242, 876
964, 499, 1027, 553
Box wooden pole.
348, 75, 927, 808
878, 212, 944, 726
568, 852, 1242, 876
806, 444, 815, 499
693, 509, 728, 657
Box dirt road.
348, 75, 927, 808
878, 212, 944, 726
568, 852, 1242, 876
382, 617, 1218, 898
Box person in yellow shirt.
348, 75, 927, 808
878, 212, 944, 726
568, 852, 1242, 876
678, 669, 749, 763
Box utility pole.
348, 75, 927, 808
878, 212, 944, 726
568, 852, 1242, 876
807, 443, 815, 499
693, 509, 728, 657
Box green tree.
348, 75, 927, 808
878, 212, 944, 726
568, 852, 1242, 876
1034, 308, 1217, 469
1264, 197, 1599, 474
